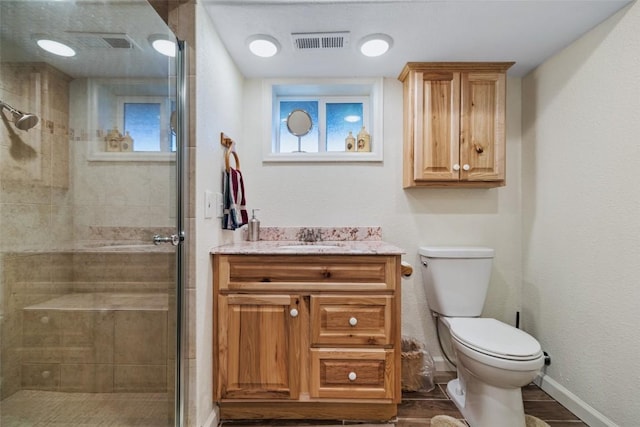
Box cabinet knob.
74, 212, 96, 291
349, 317, 358, 327
348, 372, 357, 381
40, 316, 50, 324
290, 308, 299, 318
463, 164, 470, 171
453, 164, 461, 171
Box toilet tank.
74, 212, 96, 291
418, 246, 494, 317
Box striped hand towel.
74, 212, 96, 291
222, 167, 248, 230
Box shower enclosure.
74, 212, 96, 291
0, 1, 186, 426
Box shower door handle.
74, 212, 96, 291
153, 233, 183, 246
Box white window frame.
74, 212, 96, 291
263, 78, 383, 163
85, 78, 176, 162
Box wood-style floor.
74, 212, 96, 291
219, 372, 588, 426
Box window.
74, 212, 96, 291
117, 96, 175, 152
86, 78, 176, 162
276, 97, 367, 154
278, 100, 319, 152
264, 79, 383, 162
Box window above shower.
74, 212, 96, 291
81, 78, 176, 162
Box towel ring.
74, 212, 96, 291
221, 132, 240, 172
225, 149, 240, 172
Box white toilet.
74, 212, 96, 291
419, 246, 544, 427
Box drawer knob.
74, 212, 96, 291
349, 317, 358, 327
40, 316, 50, 324
348, 372, 357, 381
290, 308, 299, 318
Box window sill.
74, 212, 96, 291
88, 152, 176, 162
263, 151, 382, 163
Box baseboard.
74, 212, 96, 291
534, 374, 619, 427
202, 408, 218, 427
433, 355, 455, 372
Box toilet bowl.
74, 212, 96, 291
419, 247, 544, 427
443, 317, 544, 427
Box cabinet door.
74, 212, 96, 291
412, 71, 460, 182
460, 71, 506, 181
217, 294, 300, 399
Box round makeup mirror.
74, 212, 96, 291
286, 109, 312, 136
286, 109, 312, 152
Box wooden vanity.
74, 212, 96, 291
212, 241, 403, 421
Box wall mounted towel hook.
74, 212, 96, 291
220, 132, 234, 149
220, 132, 240, 172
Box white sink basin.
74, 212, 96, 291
279, 244, 341, 250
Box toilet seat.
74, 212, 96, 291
445, 317, 543, 361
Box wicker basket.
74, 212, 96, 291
401, 338, 425, 392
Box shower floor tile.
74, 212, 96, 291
0, 390, 171, 427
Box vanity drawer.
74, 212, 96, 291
217, 255, 396, 291
310, 295, 393, 346
310, 348, 394, 399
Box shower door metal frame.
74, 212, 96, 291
174, 38, 189, 427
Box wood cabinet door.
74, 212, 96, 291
460, 71, 506, 181
413, 71, 460, 182
217, 294, 301, 399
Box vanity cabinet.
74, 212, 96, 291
213, 253, 401, 421
398, 62, 514, 188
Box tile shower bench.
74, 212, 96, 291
1, 244, 174, 396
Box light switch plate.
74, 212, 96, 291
204, 190, 213, 219
215, 192, 223, 218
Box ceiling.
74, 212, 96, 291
0, 0, 632, 80
0, 0, 175, 80
202, 0, 633, 78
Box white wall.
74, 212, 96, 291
240, 77, 523, 365
194, 4, 244, 426
522, 3, 640, 426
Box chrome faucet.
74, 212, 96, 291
298, 228, 322, 242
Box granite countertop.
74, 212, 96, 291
211, 240, 404, 255
211, 227, 404, 255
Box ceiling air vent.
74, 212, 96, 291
292, 32, 350, 51
66, 32, 138, 49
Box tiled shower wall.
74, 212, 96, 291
1, 251, 175, 399
0, 62, 73, 253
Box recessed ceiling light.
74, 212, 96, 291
36, 39, 76, 57
149, 34, 176, 57
247, 35, 280, 58
358, 34, 393, 57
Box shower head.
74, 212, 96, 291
0, 100, 39, 131
14, 113, 39, 131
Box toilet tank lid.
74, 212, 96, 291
418, 246, 495, 258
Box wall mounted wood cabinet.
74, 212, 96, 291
213, 254, 401, 421
398, 62, 514, 188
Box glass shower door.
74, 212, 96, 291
0, 1, 184, 425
